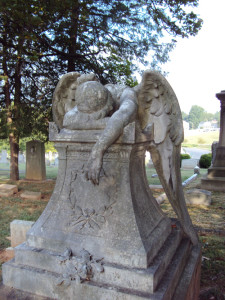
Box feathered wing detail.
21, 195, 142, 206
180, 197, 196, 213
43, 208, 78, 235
52, 72, 81, 129
138, 70, 198, 245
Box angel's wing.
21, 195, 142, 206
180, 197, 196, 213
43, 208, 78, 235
52, 72, 81, 129
138, 70, 198, 245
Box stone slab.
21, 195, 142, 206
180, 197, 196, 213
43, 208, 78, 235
2, 240, 200, 300
156, 193, 167, 204
0, 184, 18, 197
12, 228, 182, 295
10, 220, 35, 248
149, 185, 164, 192
20, 191, 42, 200
185, 189, 211, 206
26, 140, 46, 181
0, 283, 50, 300
5, 247, 15, 260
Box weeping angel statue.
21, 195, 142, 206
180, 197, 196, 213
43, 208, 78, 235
52, 70, 198, 245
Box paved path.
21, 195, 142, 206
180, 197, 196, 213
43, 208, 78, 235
183, 148, 210, 159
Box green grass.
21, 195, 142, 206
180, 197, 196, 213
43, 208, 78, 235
0, 163, 58, 180
199, 234, 225, 297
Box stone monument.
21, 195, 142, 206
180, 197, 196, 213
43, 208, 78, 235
25, 140, 46, 181
201, 90, 225, 191
2, 71, 201, 299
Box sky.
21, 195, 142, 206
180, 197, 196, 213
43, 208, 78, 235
163, 0, 225, 114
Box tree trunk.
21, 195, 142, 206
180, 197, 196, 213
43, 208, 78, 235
9, 133, 19, 180
10, 38, 24, 181
67, 2, 79, 72
2, 20, 19, 180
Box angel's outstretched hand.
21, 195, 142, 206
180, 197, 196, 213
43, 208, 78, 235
85, 152, 103, 185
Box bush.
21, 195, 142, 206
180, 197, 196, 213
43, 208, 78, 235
180, 153, 191, 168
180, 153, 191, 160
199, 153, 212, 168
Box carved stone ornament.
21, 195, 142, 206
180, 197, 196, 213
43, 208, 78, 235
56, 248, 104, 287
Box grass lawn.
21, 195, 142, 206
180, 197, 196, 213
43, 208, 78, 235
0, 166, 224, 298
182, 130, 219, 150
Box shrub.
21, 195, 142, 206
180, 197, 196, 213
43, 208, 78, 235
180, 153, 191, 160
180, 153, 191, 168
199, 153, 212, 168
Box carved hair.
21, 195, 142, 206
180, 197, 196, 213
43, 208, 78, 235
76, 81, 114, 120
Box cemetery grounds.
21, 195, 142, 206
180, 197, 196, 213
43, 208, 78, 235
0, 162, 224, 299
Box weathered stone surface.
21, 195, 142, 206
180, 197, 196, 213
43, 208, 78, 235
194, 166, 200, 174
20, 191, 42, 200
182, 174, 198, 187
201, 176, 225, 192
0, 283, 50, 300
2, 71, 200, 299
211, 141, 218, 165
185, 189, 212, 206
156, 193, 167, 204
149, 185, 164, 192
0, 184, 18, 197
10, 220, 34, 248
5, 247, 15, 259
26, 140, 46, 181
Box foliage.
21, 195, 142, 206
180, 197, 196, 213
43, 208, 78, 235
36, 0, 202, 82
199, 153, 212, 169
182, 111, 189, 121
0, 0, 202, 179
188, 105, 207, 129
183, 106, 219, 129
180, 153, 191, 160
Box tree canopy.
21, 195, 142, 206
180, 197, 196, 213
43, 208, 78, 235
0, 0, 202, 179
182, 106, 220, 129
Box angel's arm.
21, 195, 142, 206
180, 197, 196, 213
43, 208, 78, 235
86, 87, 138, 184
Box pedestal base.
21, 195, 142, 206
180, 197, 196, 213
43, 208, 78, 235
201, 166, 225, 191
2, 227, 201, 300
2, 125, 201, 299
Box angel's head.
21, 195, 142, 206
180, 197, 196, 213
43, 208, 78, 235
75, 81, 114, 119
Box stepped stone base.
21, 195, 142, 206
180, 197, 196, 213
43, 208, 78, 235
2, 233, 201, 300
201, 174, 225, 192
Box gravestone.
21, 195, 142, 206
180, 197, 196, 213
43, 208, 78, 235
202, 90, 225, 191
10, 220, 35, 248
25, 140, 46, 181
185, 189, 211, 206
0, 184, 18, 197
0, 150, 8, 163
2, 71, 201, 299
20, 191, 42, 200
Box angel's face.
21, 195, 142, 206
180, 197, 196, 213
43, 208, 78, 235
76, 81, 108, 114
64, 83, 77, 112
